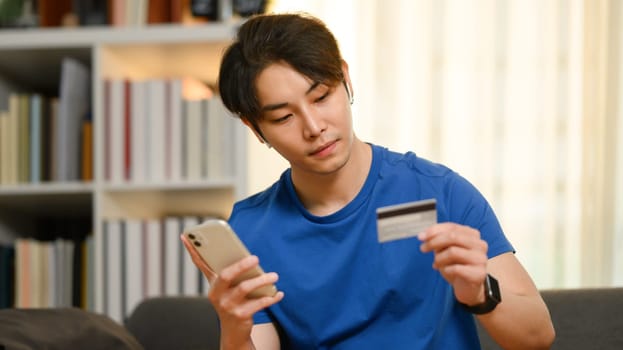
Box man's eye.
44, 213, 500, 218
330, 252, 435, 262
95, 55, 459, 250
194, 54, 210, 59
273, 114, 292, 123
316, 91, 330, 102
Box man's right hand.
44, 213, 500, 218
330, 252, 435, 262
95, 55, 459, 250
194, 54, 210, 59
181, 235, 284, 349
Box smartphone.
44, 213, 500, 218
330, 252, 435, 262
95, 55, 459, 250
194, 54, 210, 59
183, 218, 277, 298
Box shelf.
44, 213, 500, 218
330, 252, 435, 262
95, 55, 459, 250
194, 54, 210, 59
0, 182, 94, 195
0, 22, 241, 49
99, 186, 235, 220
0, 183, 93, 217
0, 22, 240, 93
100, 179, 237, 192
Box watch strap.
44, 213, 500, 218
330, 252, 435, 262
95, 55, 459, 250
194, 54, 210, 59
460, 273, 501, 315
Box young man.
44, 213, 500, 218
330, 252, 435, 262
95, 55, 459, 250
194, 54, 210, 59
182, 13, 555, 350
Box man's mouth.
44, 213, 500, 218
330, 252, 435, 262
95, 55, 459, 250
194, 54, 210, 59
310, 140, 337, 157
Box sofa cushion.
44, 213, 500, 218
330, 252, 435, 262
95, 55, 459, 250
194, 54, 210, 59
125, 297, 220, 350
478, 287, 623, 349
543, 287, 623, 349
0, 307, 143, 350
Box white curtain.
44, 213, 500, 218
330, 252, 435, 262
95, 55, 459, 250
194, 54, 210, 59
266, 0, 622, 288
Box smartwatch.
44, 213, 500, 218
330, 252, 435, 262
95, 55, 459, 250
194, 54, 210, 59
461, 274, 501, 314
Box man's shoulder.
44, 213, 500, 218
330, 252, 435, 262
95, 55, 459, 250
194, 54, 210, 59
230, 170, 291, 226
234, 181, 280, 211
374, 144, 454, 179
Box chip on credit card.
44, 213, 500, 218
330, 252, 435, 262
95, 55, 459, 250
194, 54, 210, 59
376, 199, 437, 243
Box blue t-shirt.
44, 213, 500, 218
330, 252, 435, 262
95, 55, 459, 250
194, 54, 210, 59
229, 144, 513, 349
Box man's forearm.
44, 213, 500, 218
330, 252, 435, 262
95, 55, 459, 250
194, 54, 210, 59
477, 291, 555, 349
220, 333, 255, 350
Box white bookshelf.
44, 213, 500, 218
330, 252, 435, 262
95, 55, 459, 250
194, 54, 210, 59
0, 22, 248, 314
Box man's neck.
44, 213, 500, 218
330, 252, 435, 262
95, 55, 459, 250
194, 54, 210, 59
291, 139, 372, 217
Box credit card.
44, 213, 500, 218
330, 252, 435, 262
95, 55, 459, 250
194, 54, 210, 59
376, 199, 437, 243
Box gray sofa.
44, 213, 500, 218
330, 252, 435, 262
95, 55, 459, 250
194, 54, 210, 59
1, 288, 622, 349
478, 287, 623, 349
125, 288, 623, 350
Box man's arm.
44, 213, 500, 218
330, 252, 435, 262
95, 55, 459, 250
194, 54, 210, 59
419, 223, 555, 350
478, 252, 555, 349
250, 323, 281, 350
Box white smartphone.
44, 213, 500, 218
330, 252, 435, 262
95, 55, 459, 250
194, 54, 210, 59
183, 218, 277, 298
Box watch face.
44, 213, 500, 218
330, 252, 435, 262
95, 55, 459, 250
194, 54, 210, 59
461, 274, 501, 314
487, 274, 502, 303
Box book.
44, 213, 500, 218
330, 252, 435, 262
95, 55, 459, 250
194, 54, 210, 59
123, 80, 131, 181
47, 98, 59, 182
97, 221, 108, 314
163, 216, 182, 296
14, 239, 31, 308
129, 0, 148, 26
124, 219, 144, 317
54, 238, 74, 307
130, 79, 146, 183
144, 218, 162, 297
56, 57, 91, 181
181, 216, 200, 295
183, 99, 203, 181
18, 94, 29, 183
105, 78, 125, 183
0, 245, 15, 308
7, 95, 20, 184
85, 234, 95, 311
40, 97, 52, 182
105, 220, 123, 323
29, 240, 42, 308
47, 241, 57, 307
81, 114, 93, 181
146, 79, 167, 183
205, 96, 235, 179
0, 111, 8, 184
109, 0, 126, 26
30, 94, 43, 183
39, 241, 51, 307
166, 78, 183, 182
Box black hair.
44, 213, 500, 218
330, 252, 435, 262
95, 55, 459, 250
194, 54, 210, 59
218, 12, 344, 130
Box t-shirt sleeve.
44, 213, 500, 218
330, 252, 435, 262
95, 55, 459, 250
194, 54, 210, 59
445, 173, 515, 258
253, 309, 273, 324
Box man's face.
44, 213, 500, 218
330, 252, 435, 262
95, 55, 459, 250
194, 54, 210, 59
251, 62, 355, 176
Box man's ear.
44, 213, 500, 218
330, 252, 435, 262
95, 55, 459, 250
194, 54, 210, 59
241, 118, 271, 147
342, 60, 354, 102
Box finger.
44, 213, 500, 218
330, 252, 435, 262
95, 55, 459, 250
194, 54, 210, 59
222, 291, 285, 321
419, 225, 482, 253
208, 255, 262, 304
218, 255, 260, 288
239, 291, 285, 316
439, 264, 488, 287
431, 245, 488, 270
235, 272, 279, 299
418, 222, 460, 240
